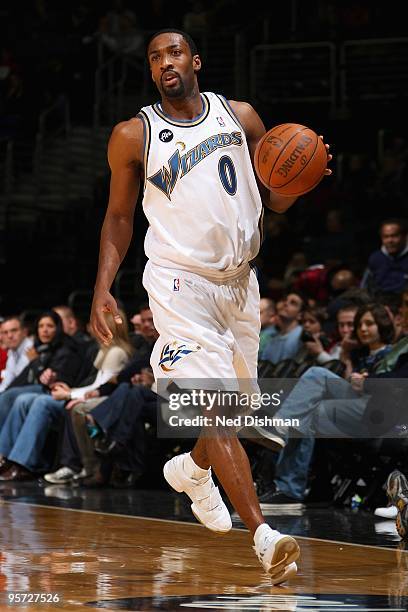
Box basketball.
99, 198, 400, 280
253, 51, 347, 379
254, 123, 328, 196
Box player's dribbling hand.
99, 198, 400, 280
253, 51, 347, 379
90, 290, 122, 346
319, 136, 333, 176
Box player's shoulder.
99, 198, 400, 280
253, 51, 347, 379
227, 100, 258, 121
108, 117, 145, 163
110, 116, 144, 143
226, 100, 265, 139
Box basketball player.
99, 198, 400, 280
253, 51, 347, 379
90, 29, 332, 583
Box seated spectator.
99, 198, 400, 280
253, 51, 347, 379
128, 303, 156, 353
0, 310, 132, 481
44, 312, 158, 485
258, 298, 278, 356
309, 304, 359, 368
55, 366, 157, 488
130, 311, 142, 333
291, 305, 331, 373
260, 291, 305, 364
294, 262, 358, 305
0, 310, 82, 431
52, 304, 92, 346
0, 315, 34, 392
361, 218, 408, 295
258, 303, 396, 507
377, 292, 407, 343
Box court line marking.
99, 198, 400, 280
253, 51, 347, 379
1, 499, 406, 554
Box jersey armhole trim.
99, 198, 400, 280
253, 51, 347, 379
216, 95, 244, 131
137, 111, 151, 192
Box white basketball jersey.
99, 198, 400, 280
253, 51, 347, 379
139, 92, 263, 281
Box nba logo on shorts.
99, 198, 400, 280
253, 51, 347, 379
173, 278, 180, 291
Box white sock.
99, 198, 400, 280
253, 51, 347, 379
183, 452, 210, 480
254, 523, 279, 549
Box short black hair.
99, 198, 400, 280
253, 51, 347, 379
379, 218, 407, 234
146, 29, 198, 58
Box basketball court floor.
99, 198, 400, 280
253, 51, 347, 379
0, 480, 407, 611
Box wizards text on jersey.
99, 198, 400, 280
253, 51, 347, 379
147, 131, 243, 200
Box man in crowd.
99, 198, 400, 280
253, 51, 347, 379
0, 316, 33, 393
361, 219, 408, 295
261, 292, 305, 364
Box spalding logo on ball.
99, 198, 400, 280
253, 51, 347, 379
254, 123, 328, 196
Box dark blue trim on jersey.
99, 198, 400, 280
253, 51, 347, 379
152, 94, 210, 127
137, 110, 151, 192
216, 95, 244, 131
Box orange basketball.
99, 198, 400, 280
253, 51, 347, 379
254, 123, 328, 196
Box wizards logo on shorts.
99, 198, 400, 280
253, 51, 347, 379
159, 340, 201, 372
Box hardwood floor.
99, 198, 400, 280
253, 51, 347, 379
0, 500, 407, 610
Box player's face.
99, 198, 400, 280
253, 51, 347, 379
356, 311, 380, 347
148, 33, 200, 99
381, 224, 406, 255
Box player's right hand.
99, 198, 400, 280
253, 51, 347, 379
90, 290, 122, 346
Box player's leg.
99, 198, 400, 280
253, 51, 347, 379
144, 263, 235, 534
220, 268, 299, 579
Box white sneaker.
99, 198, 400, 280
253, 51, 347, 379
163, 453, 232, 533
374, 505, 398, 519
254, 527, 300, 578
43, 466, 78, 484
270, 561, 298, 585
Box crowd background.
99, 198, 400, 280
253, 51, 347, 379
0, 0, 408, 512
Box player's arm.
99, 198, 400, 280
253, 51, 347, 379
230, 101, 331, 213
91, 117, 144, 345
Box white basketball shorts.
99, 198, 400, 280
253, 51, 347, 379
142, 261, 260, 389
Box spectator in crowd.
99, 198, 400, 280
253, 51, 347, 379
130, 312, 142, 334
258, 303, 396, 506
0, 316, 34, 392
361, 219, 408, 295
258, 298, 278, 356
68, 365, 157, 488
294, 262, 358, 305
307, 304, 359, 369
292, 305, 331, 372
260, 291, 305, 364
52, 304, 91, 345
0, 310, 82, 431
0, 310, 133, 481
44, 307, 159, 486
258, 304, 359, 507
